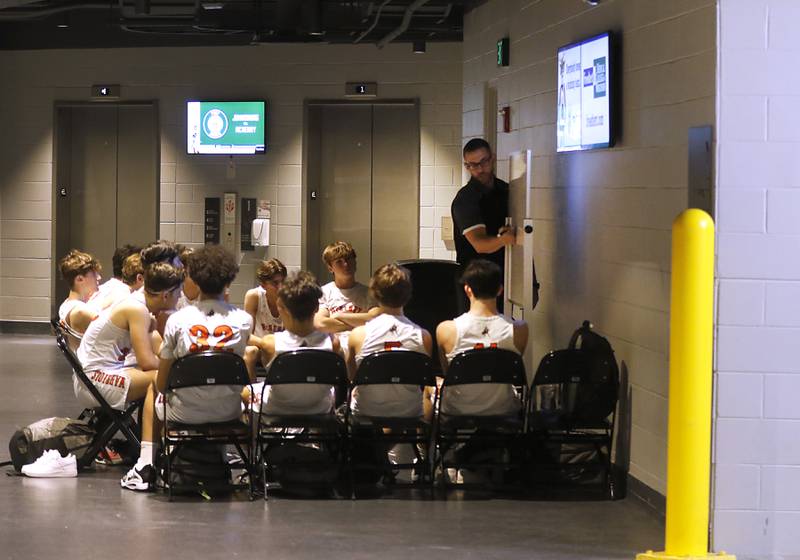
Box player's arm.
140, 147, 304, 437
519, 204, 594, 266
332, 306, 381, 329
243, 289, 259, 330
68, 306, 98, 335
255, 334, 276, 367
314, 307, 350, 333
156, 357, 175, 394
346, 327, 365, 381
513, 320, 529, 354
435, 321, 456, 374
126, 304, 160, 371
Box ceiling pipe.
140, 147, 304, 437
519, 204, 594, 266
0, 3, 110, 20
376, 0, 429, 49
353, 0, 390, 44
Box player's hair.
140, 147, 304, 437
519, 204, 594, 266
322, 241, 356, 266
144, 262, 184, 294
121, 253, 144, 286
184, 244, 239, 296
177, 244, 193, 268
140, 240, 179, 268
278, 271, 322, 321
369, 263, 412, 308
59, 250, 101, 288
460, 259, 502, 300
463, 138, 492, 156
257, 258, 287, 283
112, 245, 141, 278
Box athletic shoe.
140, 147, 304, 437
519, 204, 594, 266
120, 464, 156, 492
21, 449, 78, 478
96, 446, 124, 466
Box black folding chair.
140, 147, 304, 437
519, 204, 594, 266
255, 349, 348, 500
527, 348, 618, 498
433, 348, 528, 493
161, 351, 254, 500
50, 317, 142, 469
345, 350, 436, 497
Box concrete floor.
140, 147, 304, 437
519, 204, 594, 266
0, 333, 664, 560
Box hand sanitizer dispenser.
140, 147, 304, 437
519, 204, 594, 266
252, 199, 271, 247
251, 218, 270, 246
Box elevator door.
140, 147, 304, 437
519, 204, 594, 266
306, 102, 419, 285
53, 104, 158, 310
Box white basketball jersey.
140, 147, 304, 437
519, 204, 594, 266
123, 289, 147, 368
77, 308, 133, 373
442, 312, 520, 416
256, 329, 335, 415
159, 299, 253, 424
352, 314, 427, 418
319, 281, 370, 315
87, 278, 131, 313
319, 281, 371, 352
175, 292, 198, 311
58, 298, 90, 340
253, 286, 283, 337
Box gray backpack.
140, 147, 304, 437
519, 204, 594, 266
8, 417, 95, 472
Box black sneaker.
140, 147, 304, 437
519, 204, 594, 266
120, 464, 156, 492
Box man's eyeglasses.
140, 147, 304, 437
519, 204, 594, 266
463, 156, 492, 171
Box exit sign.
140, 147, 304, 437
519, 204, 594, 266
497, 37, 509, 67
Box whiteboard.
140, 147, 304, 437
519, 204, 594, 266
506, 150, 532, 307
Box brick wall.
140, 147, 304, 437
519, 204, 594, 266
714, 1, 800, 557
462, 0, 716, 495
0, 43, 462, 319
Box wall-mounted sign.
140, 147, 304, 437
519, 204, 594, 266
345, 82, 378, 97
204, 197, 221, 245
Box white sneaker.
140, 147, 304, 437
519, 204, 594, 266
21, 449, 78, 478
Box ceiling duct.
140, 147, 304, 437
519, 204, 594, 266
376, 0, 429, 49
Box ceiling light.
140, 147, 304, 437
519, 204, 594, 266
412, 40, 426, 54
202, 2, 224, 9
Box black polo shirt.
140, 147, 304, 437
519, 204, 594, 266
451, 176, 509, 271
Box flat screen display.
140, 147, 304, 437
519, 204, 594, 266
556, 32, 612, 152
187, 100, 266, 154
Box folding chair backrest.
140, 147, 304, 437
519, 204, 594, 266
52, 317, 83, 374
444, 348, 526, 387
168, 351, 250, 390
354, 350, 435, 387
265, 349, 347, 386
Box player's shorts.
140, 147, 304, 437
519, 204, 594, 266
73, 369, 132, 411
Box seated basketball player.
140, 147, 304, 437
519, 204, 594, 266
87, 244, 140, 312
120, 253, 145, 293
244, 258, 286, 338
314, 241, 379, 353
347, 263, 433, 419
75, 262, 183, 490
249, 271, 341, 415
58, 250, 102, 350
436, 259, 528, 416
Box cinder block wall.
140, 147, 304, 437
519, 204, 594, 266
462, 0, 716, 497
714, 1, 800, 557
0, 43, 462, 320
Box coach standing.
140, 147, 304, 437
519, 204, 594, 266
451, 139, 515, 297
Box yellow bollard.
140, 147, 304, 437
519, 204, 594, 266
636, 210, 734, 560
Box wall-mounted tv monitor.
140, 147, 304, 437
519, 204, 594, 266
556, 32, 613, 152
187, 100, 266, 154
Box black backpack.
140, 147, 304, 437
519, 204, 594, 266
564, 320, 620, 424
8, 417, 95, 472
166, 443, 232, 495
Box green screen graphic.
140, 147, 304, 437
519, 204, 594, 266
188, 101, 265, 154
